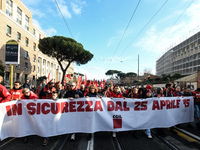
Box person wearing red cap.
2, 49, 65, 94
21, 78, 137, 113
0, 75, 11, 103
146, 85, 152, 90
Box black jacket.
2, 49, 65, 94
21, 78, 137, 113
64, 89, 84, 98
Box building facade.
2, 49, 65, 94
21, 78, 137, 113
156, 31, 200, 76
0, 0, 74, 88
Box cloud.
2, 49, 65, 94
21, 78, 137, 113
29, 8, 45, 18
56, 0, 72, 19
71, 3, 81, 15
44, 28, 57, 37
32, 19, 44, 32
75, 67, 108, 80
32, 19, 57, 37
134, 1, 200, 56
21, 0, 41, 6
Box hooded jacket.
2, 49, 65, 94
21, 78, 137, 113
0, 84, 11, 103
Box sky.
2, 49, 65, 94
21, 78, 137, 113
21, 0, 200, 80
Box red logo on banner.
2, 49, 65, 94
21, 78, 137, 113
113, 115, 122, 129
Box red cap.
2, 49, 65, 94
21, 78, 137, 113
146, 85, 152, 89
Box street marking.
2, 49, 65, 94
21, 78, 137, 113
175, 127, 200, 141
0, 138, 16, 148
87, 133, 94, 150
174, 129, 197, 142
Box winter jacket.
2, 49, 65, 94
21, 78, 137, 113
0, 84, 11, 103
39, 85, 56, 99
85, 92, 98, 97
21, 91, 38, 99
110, 91, 123, 98
10, 87, 23, 100
64, 88, 84, 98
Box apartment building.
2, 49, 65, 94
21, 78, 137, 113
0, 0, 74, 88
156, 31, 200, 76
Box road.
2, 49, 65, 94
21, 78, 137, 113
1, 119, 200, 150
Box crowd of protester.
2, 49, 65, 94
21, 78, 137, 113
0, 75, 200, 145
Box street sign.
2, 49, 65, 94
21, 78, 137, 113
5, 40, 20, 64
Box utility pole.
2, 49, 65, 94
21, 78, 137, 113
138, 55, 139, 81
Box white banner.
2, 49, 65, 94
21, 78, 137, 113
0, 97, 194, 140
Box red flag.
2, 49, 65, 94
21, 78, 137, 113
67, 74, 71, 79
100, 80, 103, 88
64, 74, 67, 85
103, 79, 106, 88
95, 80, 98, 87
111, 80, 113, 87
77, 75, 81, 89
84, 74, 87, 85
80, 76, 82, 84
46, 72, 50, 83
35, 84, 41, 96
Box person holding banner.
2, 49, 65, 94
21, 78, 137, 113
56, 82, 65, 98
64, 82, 84, 99
173, 86, 182, 97
144, 90, 153, 139
39, 82, 56, 99
80, 84, 89, 96
110, 85, 123, 98
156, 87, 164, 98
109, 85, 124, 138
85, 85, 99, 98
21, 88, 38, 100
163, 83, 173, 97
9, 81, 23, 101
21, 88, 38, 143
63, 82, 84, 140
42, 91, 59, 146
128, 87, 139, 98
192, 88, 200, 120
0, 75, 11, 103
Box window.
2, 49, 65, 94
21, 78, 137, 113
17, 32, 21, 41
33, 65, 36, 72
16, 73, 20, 80
33, 76, 35, 81
25, 74, 28, 81
25, 37, 29, 46
39, 34, 41, 39
5, 72, 10, 81
6, 0, 12, 16
25, 51, 29, 59
33, 29, 36, 36
33, 55, 36, 62
33, 43, 36, 51
25, 15, 29, 30
16, 7, 22, 25
25, 63, 28, 69
7, 25, 11, 35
